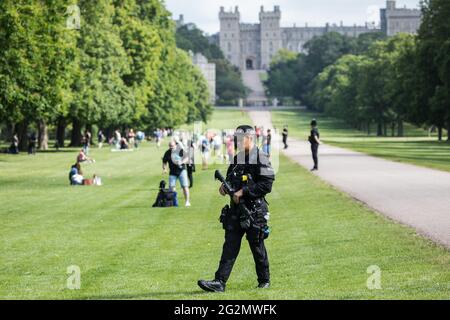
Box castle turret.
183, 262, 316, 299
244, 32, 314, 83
381, 0, 421, 36
387, 0, 396, 10
259, 6, 282, 69
219, 6, 241, 68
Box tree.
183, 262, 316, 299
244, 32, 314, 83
0, 0, 77, 150
415, 0, 450, 140
264, 50, 301, 102
68, 0, 133, 146
265, 32, 384, 106
176, 25, 224, 60
384, 34, 417, 137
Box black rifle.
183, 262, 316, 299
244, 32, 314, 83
215, 170, 253, 230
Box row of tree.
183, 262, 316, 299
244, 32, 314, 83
0, 0, 212, 150
265, 32, 386, 105
266, 0, 450, 140
176, 24, 248, 106
309, 33, 416, 137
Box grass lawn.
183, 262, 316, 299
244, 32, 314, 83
1, 109, 449, 300
271, 109, 450, 172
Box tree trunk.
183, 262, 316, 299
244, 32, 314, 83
70, 118, 83, 147
438, 126, 443, 141
397, 118, 404, 137
383, 121, 388, 137
38, 120, 49, 150
105, 126, 112, 143
56, 118, 66, 148
391, 123, 395, 137
5, 123, 15, 141
447, 122, 450, 141
377, 121, 383, 137
367, 122, 371, 135
15, 121, 29, 151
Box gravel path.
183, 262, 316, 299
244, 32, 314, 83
248, 109, 450, 248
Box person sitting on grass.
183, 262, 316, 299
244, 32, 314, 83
77, 149, 95, 164
120, 137, 129, 150
69, 163, 101, 186
69, 163, 84, 186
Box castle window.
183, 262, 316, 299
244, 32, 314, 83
228, 23, 231, 28
228, 42, 232, 52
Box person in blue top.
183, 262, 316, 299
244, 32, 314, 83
69, 163, 83, 185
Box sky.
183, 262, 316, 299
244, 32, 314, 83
165, 0, 421, 34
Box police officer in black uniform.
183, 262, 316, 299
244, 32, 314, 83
309, 119, 321, 171
198, 125, 275, 292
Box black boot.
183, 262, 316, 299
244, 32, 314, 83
257, 282, 270, 289
198, 279, 226, 293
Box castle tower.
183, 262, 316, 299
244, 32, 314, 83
386, 0, 396, 10
219, 6, 241, 68
259, 6, 282, 69
381, 0, 421, 36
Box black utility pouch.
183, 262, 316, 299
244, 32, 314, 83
220, 205, 230, 228
252, 199, 268, 224
239, 204, 253, 230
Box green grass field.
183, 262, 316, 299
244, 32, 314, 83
271, 109, 450, 172
1, 109, 449, 300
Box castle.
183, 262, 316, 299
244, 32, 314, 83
218, 1, 422, 70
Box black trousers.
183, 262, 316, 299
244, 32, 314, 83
215, 221, 270, 284
187, 165, 194, 188
311, 144, 319, 169
282, 136, 288, 149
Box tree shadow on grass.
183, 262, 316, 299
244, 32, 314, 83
83, 290, 208, 300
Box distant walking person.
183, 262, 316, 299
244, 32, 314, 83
263, 129, 272, 157
10, 134, 19, 154
308, 119, 321, 171
97, 130, 105, 149
83, 130, 91, 155
186, 141, 196, 189
282, 126, 288, 149
28, 132, 37, 155
128, 129, 136, 149
201, 137, 210, 170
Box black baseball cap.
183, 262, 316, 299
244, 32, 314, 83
235, 125, 256, 135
